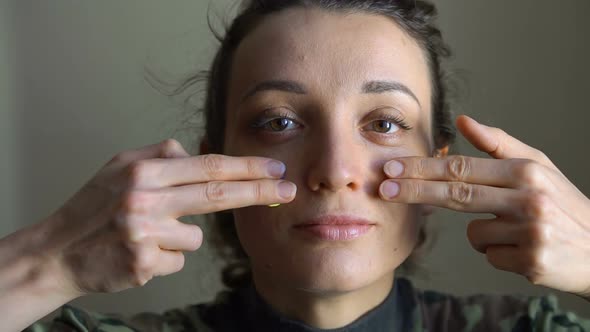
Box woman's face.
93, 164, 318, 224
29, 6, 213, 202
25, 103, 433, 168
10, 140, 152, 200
223, 8, 434, 293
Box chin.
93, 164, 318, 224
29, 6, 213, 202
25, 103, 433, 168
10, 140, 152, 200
275, 245, 400, 294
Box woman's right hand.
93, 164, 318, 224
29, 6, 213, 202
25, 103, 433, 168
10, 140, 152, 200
37, 139, 295, 298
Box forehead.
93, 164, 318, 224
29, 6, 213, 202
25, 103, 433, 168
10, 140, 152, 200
228, 7, 431, 110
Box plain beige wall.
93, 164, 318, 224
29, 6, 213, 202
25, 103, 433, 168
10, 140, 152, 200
2, 0, 589, 323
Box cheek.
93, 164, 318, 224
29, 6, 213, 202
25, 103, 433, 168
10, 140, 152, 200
384, 204, 424, 252
232, 207, 286, 258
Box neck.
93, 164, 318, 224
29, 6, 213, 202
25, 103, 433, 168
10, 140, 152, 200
252, 272, 395, 329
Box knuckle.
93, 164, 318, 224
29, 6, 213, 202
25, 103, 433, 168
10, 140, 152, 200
201, 154, 224, 178
130, 273, 151, 287
522, 191, 552, 219
523, 249, 548, 283
253, 181, 264, 201
246, 158, 258, 177
118, 190, 154, 216
447, 156, 470, 181
514, 159, 546, 188
532, 149, 550, 163
123, 218, 153, 243
108, 151, 128, 165
415, 158, 428, 178
204, 181, 227, 202
131, 248, 156, 276
492, 127, 507, 137
160, 139, 183, 157
447, 182, 474, 207
124, 160, 151, 187
406, 181, 423, 202
526, 221, 552, 246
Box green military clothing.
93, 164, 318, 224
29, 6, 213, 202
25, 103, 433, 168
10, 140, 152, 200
25, 277, 590, 331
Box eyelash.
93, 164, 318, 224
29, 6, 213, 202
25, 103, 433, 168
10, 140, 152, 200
250, 110, 298, 131
249, 109, 413, 133
372, 113, 413, 131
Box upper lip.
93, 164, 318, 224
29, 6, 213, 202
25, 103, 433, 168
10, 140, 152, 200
294, 214, 377, 227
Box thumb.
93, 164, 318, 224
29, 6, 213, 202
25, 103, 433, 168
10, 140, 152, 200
456, 115, 556, 169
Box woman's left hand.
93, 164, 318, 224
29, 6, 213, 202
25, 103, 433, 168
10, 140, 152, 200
379, 114, 590, 299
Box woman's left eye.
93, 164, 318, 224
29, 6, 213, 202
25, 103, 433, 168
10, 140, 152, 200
369, 120, 400, 134
364, 114, 412, 134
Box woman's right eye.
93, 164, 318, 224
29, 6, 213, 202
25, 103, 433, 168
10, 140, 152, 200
265, 118, 297, 131
250, 112, 301, 132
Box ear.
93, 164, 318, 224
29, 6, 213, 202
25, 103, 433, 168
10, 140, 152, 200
199, 137, 210, 155
433, 145, 449, 158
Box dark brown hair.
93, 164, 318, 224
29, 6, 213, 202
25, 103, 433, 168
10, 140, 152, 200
161, 0, 457, 289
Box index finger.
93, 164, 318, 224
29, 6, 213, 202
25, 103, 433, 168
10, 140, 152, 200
155, 154, 286, 187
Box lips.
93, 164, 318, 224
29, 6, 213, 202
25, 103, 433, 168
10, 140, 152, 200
293, 215, 376, 241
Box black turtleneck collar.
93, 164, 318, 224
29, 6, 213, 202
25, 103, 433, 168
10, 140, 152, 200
198, 277, 417, 332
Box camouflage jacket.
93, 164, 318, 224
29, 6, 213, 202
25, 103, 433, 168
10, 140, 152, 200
25, 277, 590, 332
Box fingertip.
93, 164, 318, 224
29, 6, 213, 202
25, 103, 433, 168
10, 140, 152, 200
455, 114, 469, 123
278, 181, 297, 200
456, 115, 488, 142
379, 181, 400, 200
192, 225, 204, 250
267, 160, 287, 178
456, 114, 477, 129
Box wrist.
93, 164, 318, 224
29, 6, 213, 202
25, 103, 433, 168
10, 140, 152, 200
31, 217, 85, 301
8, 254, 80, 302
2, 217, 82, 302
0, 221, 80, 332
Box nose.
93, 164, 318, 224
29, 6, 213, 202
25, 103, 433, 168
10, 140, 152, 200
306, 127, 365, 193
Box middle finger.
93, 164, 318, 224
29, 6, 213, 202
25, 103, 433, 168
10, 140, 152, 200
384, 155, 531, 189
379, 178, 520, 216
158, 179, 296, 218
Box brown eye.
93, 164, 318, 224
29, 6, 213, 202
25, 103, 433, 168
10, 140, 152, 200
372, 120, 399, 134
268, 118, 293, 131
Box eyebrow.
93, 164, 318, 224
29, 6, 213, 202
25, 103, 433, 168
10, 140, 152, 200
242, 80, 307, 102
241, 79, 421, 108
362, 80, 421, 108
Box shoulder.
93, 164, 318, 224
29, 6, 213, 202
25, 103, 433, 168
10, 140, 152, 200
399, 277, 590, 332
24, 290, 241, 332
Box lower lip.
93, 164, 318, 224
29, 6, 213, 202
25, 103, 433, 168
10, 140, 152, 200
294, 224, 373, 241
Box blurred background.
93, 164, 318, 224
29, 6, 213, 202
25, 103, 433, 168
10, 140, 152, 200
1, 0, 589, 323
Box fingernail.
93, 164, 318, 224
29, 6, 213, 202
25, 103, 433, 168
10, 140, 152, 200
278, 181, 296, 199
268, 203, 281, 208
381, 181, 400, 199
385, 161, 404, 177
267, 160, 286, 178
